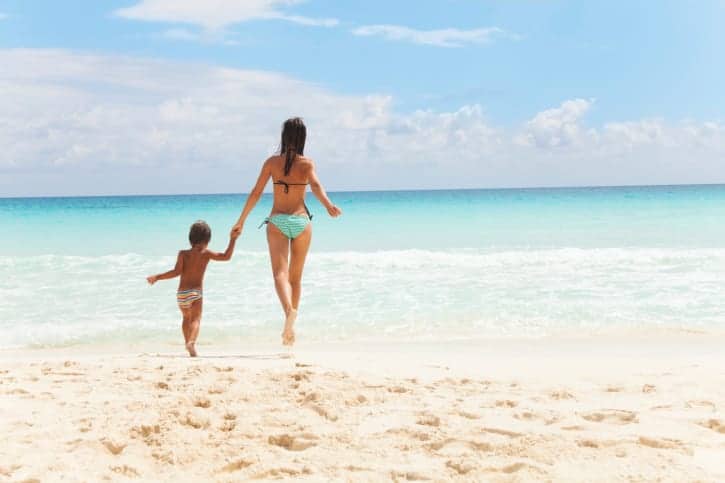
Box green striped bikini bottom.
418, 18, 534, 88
261, 214, 311, 239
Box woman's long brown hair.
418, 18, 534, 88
280, 117, 307, 176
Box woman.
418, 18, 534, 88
232, 118, 342, 346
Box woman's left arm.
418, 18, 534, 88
232, 159, 272, 236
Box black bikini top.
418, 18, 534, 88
273, 180, 308, 193
273, 179, 313, 220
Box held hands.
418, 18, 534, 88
146, 275, 158, 285
231, 223, 242, 239
327, 204, 342, 218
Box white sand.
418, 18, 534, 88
1, 335, 724, 482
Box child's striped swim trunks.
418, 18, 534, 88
177, 288, 202, 308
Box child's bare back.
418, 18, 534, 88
147, 220, 238, 357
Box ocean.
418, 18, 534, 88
2, 185, 725, 348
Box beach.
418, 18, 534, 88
2, 335, 724, 482
2, 187, 725, 480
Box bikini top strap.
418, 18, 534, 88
274, 180, 290, 193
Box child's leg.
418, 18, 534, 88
179, 307, 192, 344
186, 299, 203, 357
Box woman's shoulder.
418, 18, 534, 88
296, 155, 315, 169
264, 154, 284, 166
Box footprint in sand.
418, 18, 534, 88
446, 459, 476, 476
345, 394, 368, 406
291, 371, 312, 382
130, 424, 162, 444
391, 470, 431, 481
484, 462, 542, 475
193, 396, 211, 408
697, 419, 725, 434
482, 427, 523, 438
577, 439, 621, 449
427, 438, 492, 454
182, 410, 210, 429
111, 465, 139, 477
0, 464, 21, 478
388, 386, 409, 394
268, 433, 318, 451
580, 409, 638, 425
416, 413, 441, 427
101, 438, 127, 455
514, 410, 560, 425
455, 410, 480, 420
549, 390, 575, 400
495, 399, 518, 408
686, 400, 717, 411
254, 467, 313, 479
638, 436, 689, 453
386, 427, 432, 442
219, 458, 253, 473
77, 418, 93, 433
305, 402, 338, 422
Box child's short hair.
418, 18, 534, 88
189, 220, 211, 245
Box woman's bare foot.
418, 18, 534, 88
186, 341, 197, 357
282, 308, 297, 346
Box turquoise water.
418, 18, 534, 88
2, 185, 725, 348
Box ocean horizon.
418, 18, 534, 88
5, 181, 725, 200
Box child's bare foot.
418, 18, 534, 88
282, 308, 297, 346
186, 341, 197, 357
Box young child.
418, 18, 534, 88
147, 220, 238, 357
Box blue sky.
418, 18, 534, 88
1, 1, 724, 196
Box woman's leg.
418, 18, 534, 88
289, 223, 312, 310
267, 223, 293, 320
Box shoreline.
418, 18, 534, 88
2, 335, 724, 481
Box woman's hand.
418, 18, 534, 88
327, 204, 342, 217
231, 223, 243, 238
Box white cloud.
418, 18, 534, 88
517, 98, 595, 148
115, 0, 337, 30
351, 24, 515, 48
1, 49, 725, 196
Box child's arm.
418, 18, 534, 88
207, 232, 238, 262
147, 251, 184, 285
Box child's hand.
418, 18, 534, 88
327, 204, 342, 217
146, 275, 157, 285
231, 224, 242, 239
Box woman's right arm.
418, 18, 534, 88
232, 159, 272, 236
308, 160, 342, 217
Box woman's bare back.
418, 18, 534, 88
268, 154, 312, 216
